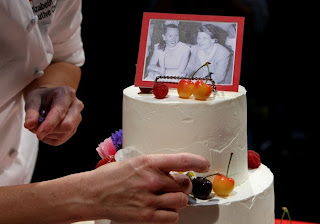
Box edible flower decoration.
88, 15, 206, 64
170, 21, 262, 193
95, 129, 122, 168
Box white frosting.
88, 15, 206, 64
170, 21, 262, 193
122, 85, 248, 185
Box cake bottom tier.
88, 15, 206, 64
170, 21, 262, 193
94, 164, 274, 224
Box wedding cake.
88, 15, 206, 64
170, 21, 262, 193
96, 85, 274, 224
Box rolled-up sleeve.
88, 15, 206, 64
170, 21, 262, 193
49, 0, 85, 67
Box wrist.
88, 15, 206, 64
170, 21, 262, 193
41, 173, 93, 223
56, 172, 100, 222
34, 172, 99, 223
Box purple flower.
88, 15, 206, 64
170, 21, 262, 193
111, 129, 122, 151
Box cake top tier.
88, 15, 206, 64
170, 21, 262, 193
122, 85, 248, 185
124, 85, 246, 104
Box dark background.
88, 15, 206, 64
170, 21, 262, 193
31, 0, 318, 223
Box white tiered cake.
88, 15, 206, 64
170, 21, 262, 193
96, 85, 274, 224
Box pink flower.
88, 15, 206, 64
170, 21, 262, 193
96, 137, 117, 159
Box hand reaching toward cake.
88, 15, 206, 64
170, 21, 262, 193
87, 153, 210, 223
0, 153, 209, 224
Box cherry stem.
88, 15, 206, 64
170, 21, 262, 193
190, 62, 211, 79
280, 207, 292, 224
226, 152, 233, 177
203, 63, 212, 84
204, 173, 221, 179
203, 153, 234, 179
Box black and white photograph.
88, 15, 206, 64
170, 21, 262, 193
135, 12, 244, 91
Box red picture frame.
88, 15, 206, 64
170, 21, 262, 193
135, 12, 245, 92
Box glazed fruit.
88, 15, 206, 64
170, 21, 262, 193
192, 177, 213, 200
212, 153, 235, 197
192, 80, 213, 100
177, 79, 194, 99
153, 82, 169, 99
248, 150, 261, 169
187, 152, 235, 199
212, 174, 235, 197
177, 62, 214, 101
187, 171, 212, 200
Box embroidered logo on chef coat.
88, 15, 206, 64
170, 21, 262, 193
30, 0, 57, 21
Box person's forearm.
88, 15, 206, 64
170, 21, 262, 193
24, 61, 81, 98
0, 173, 91, 224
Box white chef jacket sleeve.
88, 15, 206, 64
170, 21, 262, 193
49, 0, 85, 67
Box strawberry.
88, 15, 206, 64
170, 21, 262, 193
248, 150, 261, 169
95, 155, 116, 169
153, 82, 168, 99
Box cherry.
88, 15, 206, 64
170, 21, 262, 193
212, 174, 235, 197
177, 79, 194, 99
191, 177, 212, 200
212, 153, 235, 197
193, 80, 213, 100
177, 62, 214, 101
185, 153, 235, 199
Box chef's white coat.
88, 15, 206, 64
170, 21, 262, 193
0, 0, 85, 186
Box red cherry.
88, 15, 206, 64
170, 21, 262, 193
193, 80, 213, 100
177, 79, 194, 99
153, 82, 169, 99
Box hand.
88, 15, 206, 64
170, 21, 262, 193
85, 153, 210, 224
24, 86, 84, 146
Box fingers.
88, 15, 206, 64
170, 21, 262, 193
24, 93, 42, 130
156, 192, 189, 211
39, 98, 83, 145
135, 193, 189, 224
147, 153, 210, 174
91, 154, 206, 223
24, 86, 84, 145
166, 173, 193, 195
114, 193, 187, 224
37, 87, 76, 139
128, 153, 208, 194
40, 127, 77, 146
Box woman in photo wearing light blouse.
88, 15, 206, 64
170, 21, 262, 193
182, 24, 232, 84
